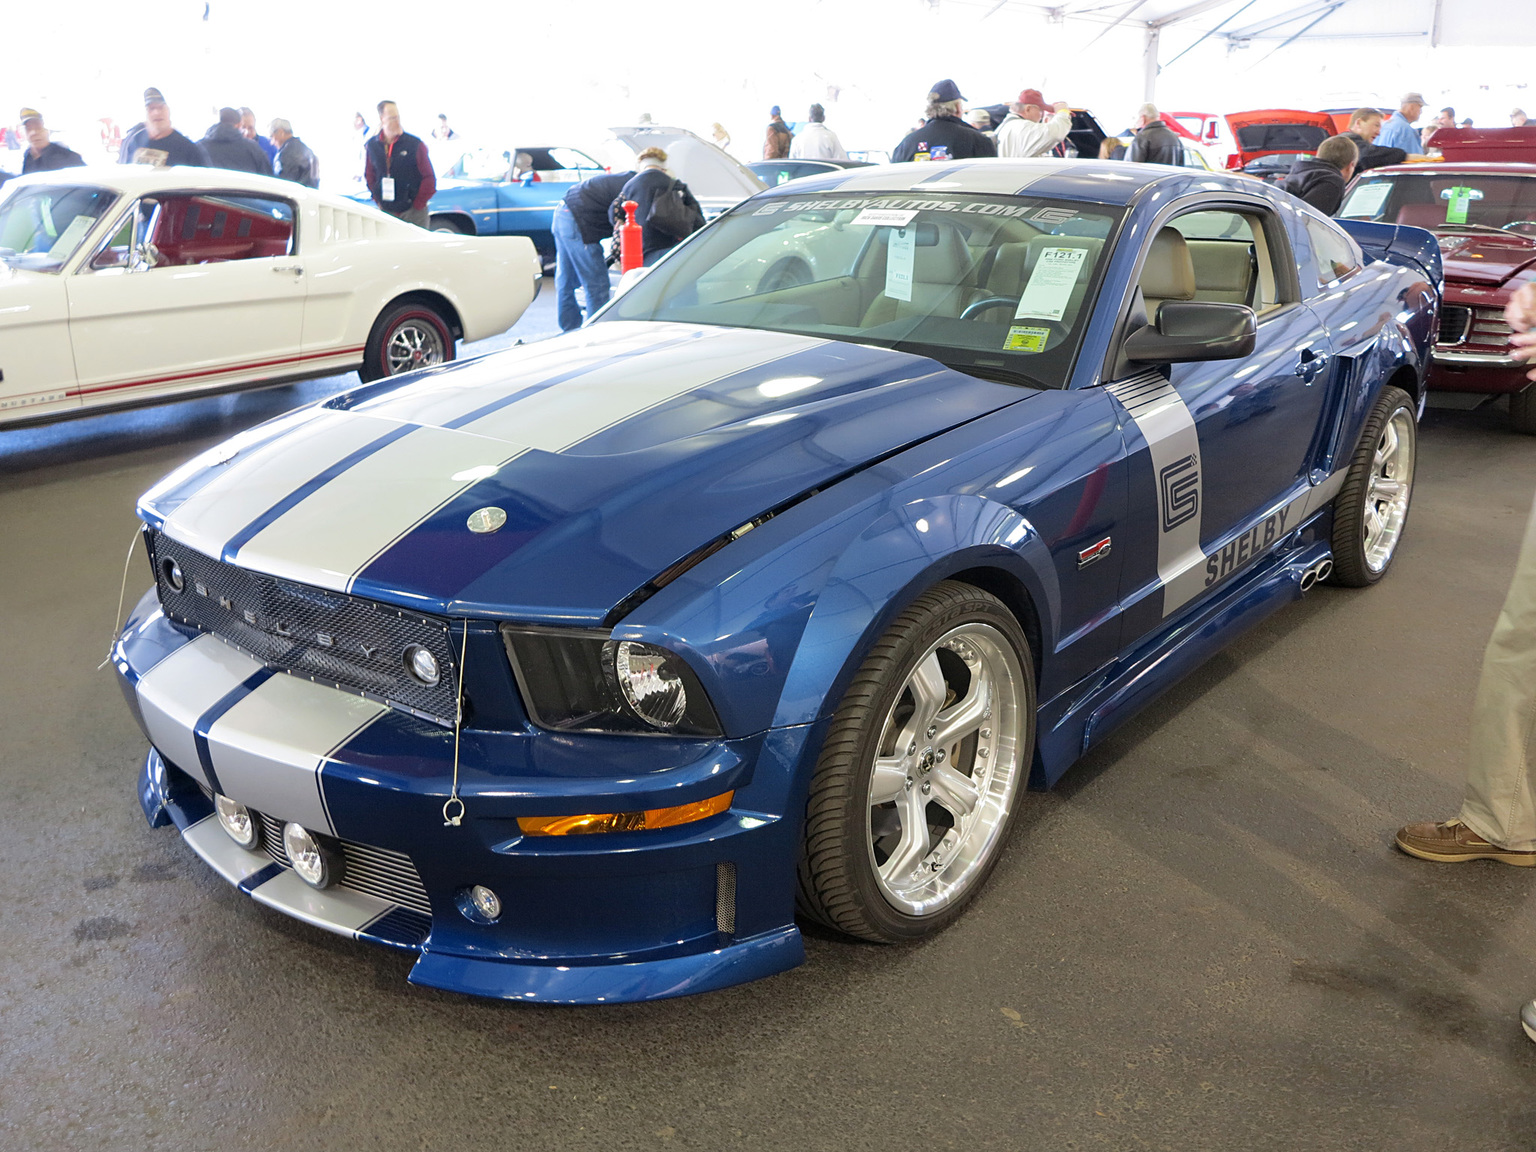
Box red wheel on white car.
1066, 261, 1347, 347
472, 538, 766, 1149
361, 303, 455, 382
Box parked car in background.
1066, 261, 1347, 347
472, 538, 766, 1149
1340, 153, 1536, 429
117, 159, 1438, 1004
402, 128, 766, 262
748, 158, 873, 187
0, 166, 539, 428
421, 145, 606, 255
1225, 109, 1335, 183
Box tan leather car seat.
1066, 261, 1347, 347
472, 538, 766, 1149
860, 225, 979, 328
1140, 227, 1197, 320
1182, 240, 1254, 305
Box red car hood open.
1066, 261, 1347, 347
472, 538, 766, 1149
1224, 109, 1335, 167
1428, 126, 1536, 163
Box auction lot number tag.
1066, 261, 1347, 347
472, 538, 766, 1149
1014, 246, 1087, 322
885, 226, 916, 301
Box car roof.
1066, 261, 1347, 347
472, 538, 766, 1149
0, 164, 410, 220
735, 157, 1263, 208
1365, 161, 1536, 177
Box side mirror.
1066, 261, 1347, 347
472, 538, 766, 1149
1124, 300, 1256, 363
127, 242, 162, 272
614, 264, 651, 297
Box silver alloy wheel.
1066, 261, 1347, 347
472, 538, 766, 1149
1362, 406, 1414, 572
865, 622, 1025, 916
384, 319, 446, 375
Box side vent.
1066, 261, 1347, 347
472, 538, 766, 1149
715, 863, 737, 935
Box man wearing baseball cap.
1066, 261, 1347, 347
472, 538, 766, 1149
1376, 91, 1427, 156
118, 88, 210, 168
893, 79, 996, 163
19, 109, 84, 174
995, 88, 1073, 159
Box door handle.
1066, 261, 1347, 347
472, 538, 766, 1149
271, 264, 304, 275
1294, 349, 1329, 382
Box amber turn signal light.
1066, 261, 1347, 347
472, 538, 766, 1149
518, 791, 734, 836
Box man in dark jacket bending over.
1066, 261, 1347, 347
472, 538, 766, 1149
1280, 134, 1358, 216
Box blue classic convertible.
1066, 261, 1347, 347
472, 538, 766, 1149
115, 160, 1440, 1003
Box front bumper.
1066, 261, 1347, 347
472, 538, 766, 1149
118, 591, 810, 1003
1428, 347, 1529, 394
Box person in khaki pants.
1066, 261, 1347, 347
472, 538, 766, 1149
1395, 280, 1536, 1041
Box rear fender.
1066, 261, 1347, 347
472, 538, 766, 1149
1337, 220, 1444, 291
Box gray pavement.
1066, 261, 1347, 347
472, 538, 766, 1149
3, 306, 1535, 1150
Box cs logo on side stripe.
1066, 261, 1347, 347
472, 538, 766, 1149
1159, 455, 1200, 532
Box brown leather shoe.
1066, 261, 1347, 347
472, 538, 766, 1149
1395, 819, 1536, 866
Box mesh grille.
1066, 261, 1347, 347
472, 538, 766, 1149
1438, 305, 1472, 346
715, 862, 736, 935
255, 811, 433, 917
148, 530, 459, 725
1470, 307, 1514, 346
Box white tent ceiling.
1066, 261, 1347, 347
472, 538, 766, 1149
945, 0, 1535, 99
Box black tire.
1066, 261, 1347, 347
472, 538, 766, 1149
758, 258, 812, 293
430, 215, 469, 235
1329, 385, 1416, 586
359, 302, 455, 383
796, 581, 1035, 943
1510, 386, 1536, 435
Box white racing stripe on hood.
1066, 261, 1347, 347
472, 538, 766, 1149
235, 329, 827, 593
162, 410, 398, 562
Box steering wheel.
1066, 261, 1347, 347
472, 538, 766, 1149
960, 296, 1019, 320
1501, 221, 1536, 235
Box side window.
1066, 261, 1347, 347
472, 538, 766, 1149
1303, 217, 1362, 287
146, 193, 295, 266
547, 148, 602, 172
1160, 210, 1263, 310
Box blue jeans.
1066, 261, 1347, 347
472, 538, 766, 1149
553, 204, 611, 331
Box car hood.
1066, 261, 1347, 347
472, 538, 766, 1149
606, 126, 767, 205
141, 323, 1027, 623
1438, 232, 1536, 286
1224, 109, 1333, 160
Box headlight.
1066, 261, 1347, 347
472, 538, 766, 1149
215, 793, 259, 849
403, 644, 440, 685
612, 641, 688, 728
160, 556, 184, 593
501, 626, 722, 736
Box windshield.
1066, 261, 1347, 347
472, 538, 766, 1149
1340, 174, 1536, 236
0, 184, 119, 273
599, 191, 1123, 389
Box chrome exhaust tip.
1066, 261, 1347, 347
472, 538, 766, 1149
1299, 569, 1317, 593
1315, 558, 1333, 584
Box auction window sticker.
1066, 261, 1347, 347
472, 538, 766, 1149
1013, 246, 1088, 323
47, 215, 95, 262
1342, 181, 1391, 219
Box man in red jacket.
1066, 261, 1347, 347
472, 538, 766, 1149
364, 101, 435, 228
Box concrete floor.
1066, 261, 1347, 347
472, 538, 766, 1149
3, 287, 1535, 1150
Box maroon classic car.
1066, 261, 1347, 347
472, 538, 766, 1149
1341, 152, 1536, 431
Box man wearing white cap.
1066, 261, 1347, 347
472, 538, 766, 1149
1376, 92, 1426, 156
19, 109, 84, 173
119, 88, 210, 168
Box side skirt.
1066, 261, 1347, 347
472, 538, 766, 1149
1033, 515, 1334, 787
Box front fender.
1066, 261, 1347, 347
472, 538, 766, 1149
617, 482, 1057, 739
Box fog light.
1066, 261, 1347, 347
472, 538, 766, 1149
161, 557, 184, 593
215, 794, 259, 849
403, 644, 440, 685
518, 791, 734, 836
282, 822, 342, 889
457, 884, 502, 925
